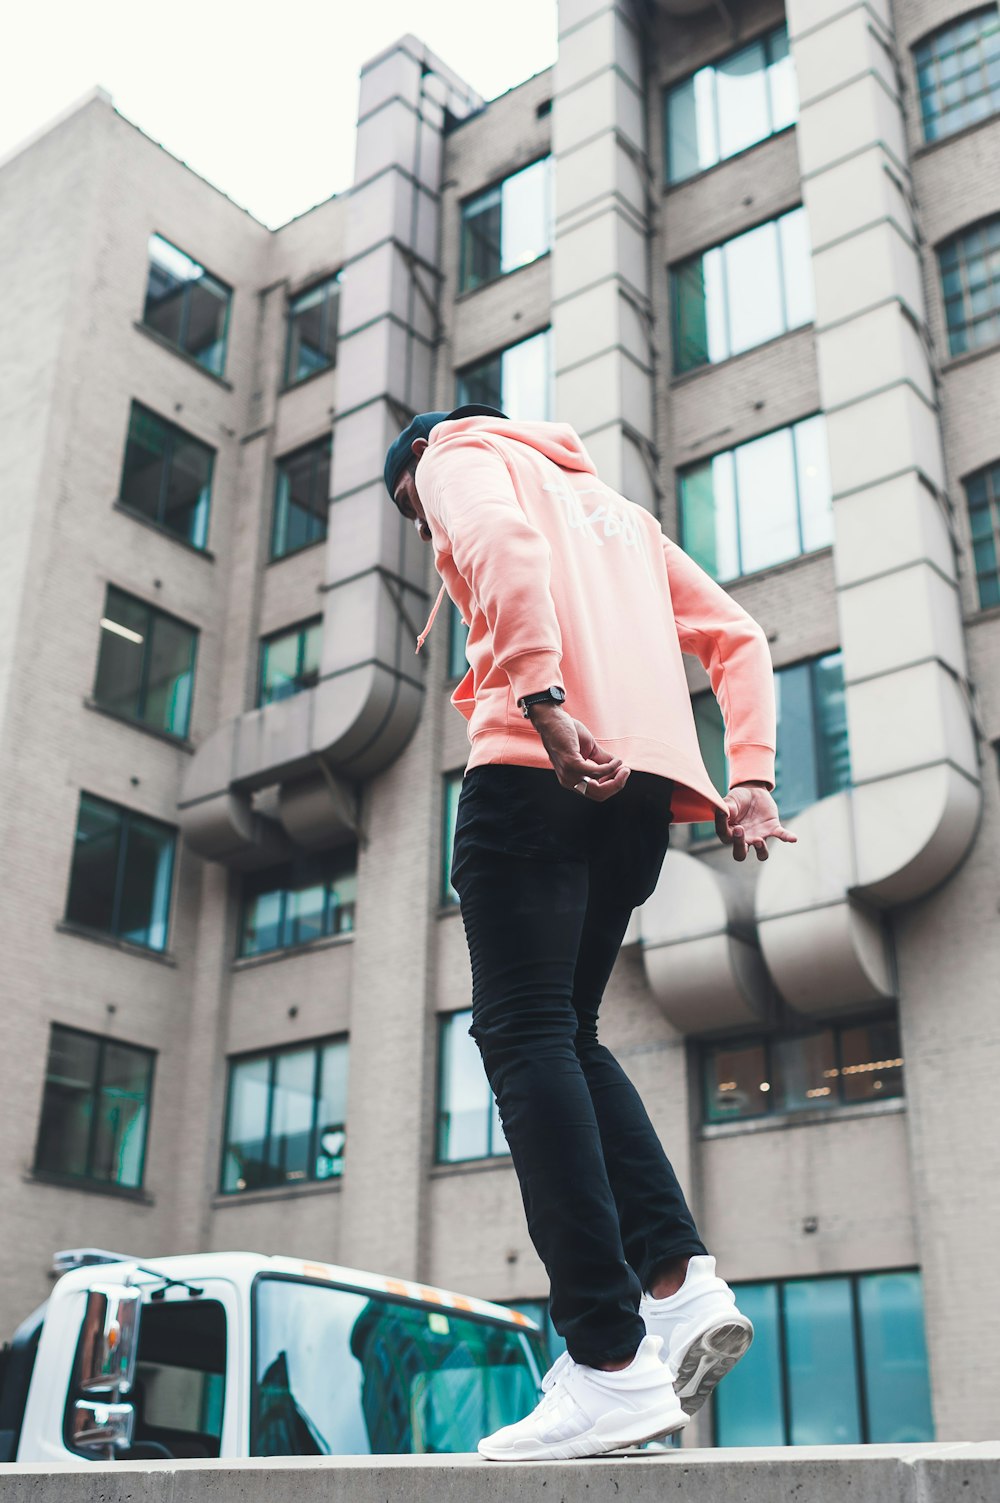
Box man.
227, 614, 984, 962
384, 405, 796, 1461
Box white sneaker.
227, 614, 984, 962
477, 1333, 689, 1461
640, 1255, 753, 1416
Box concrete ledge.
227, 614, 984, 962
2, 1445, 999, 1502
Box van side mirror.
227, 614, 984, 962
70, 1400, 135, 1454
77, 1285, 141, 1395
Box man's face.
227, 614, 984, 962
392, 437, 432, 542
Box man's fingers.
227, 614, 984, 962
583, 766, 630, 801
574, 756, 622, 781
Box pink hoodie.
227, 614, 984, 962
413, 416, 776, 825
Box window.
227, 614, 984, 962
239, 849, 357, 958
93, 586, 197, 739
938, 217, 1000, 356
258, 618, 322, 706
460, 157, 553, 292
691, 651, 850, 839
441, 770, 464, 905
715, 1271, 934, 1445
965, 461, 1000, 607
271, 436, 331, 560
665, 26, 797, 184
284, 274, 341, 386
142, 233, 231, 377
131, 1300, 226, 1458
672, 207, 813, 374
456, 328, 552, 419
119, 402, 214, 550
34, 1025, 154, 1189
915, 8, 1000, 143
64, 792, 176, 952
437, 1009, 510, 1162
679, 415, 832, 582
447, 599, 470, 680
702, 1013, 904, 1123
221, 1037, 348, 1193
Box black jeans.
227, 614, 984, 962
450, 763, 708, 1368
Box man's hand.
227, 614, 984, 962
715, 782, 798, 861
527, 704, 630, 801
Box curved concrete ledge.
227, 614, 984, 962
2, 1443, 997, 1502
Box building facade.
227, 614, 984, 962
1, 0, 999, 1448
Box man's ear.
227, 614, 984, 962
411, 437, 429, 459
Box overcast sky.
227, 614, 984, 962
3, 1, 558, 228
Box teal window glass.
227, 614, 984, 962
284, 274, 340, 386
447, 599, 471, 680
671, 208, 813, 374
938, 217, 1000, 356
222, 1036, 348, 1193
461, 157, 553, 292
239, 849, 357, 957
915, 9, 1000, 143
142, 232, 231, 376
457, 328, 552, 419
665, 26, 798, 184
34, 1025, 154, 1190
120, 401, 214, 549
437, 1009, 510, 1162
64, 792, 176, 952
258, 618, 322, 706
716, 1272, 934, 1445
93, 585, 197, 739
964, 461, 1000, 607
441, 770, 464, 905
271, 436, 331, 560
679, 415, 832, 582
702, 1013, 904, 1124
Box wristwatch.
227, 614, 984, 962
518, 685, 567, 718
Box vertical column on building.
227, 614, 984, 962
552, 0, 657, 509
332, 38, 481, 1278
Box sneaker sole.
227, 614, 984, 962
478, 1404, 688, 1462
673, 1316, 754, 1417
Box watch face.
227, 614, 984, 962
551, 686, 566, 702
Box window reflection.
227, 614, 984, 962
285, 275, 340, 386
239, 849, 357, 958
456, 329, 552, 419
142, 233, 231, 376
915, 9, 1000, 144
120, 401, 214, 549
258, 618, 323, 706
272, 436, 331, 559
34, 1025, 154, 1189
438, 1009, 510, 1162
222, 1037, 348, 1193
461, 158, 552, 292
65, 793, 176, 952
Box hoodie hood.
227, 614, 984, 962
427, 415, 598, 477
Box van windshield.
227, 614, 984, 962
252, 1277, 544, 1455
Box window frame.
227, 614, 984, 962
913, 7, 1000, 145
142, 232, 233, 378
219, 1034, 349, 1195
663, 23, 797, 186
256, 616, 323, 708
282, 273, 342, 389
962, 458, 1000, 607
270, 434, 333, 562
237, 849, 358, 959
118, 400, 216, 551
93, 584, 199, 741
435, 1008, 509, 1164
937, 215, 1000, 358
459, 155, 553, 295
33, 1022, 156, 1192
63, 791, 178, 953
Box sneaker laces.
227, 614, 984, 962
540, 1350, 573, 1393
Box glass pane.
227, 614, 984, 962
839, 1016, 904, 1103
703, 246, 728, 362
288, 882, 326, 947
794, 415, 834, 553
143, 612, 196, 738
691, 693, 727, 841
772, 1030, 838, 1112
785, 1278, 862, 1444
461, 186, 502, 291
779, 208, 815, 330
328, 866, 357, 935
267, 1048, 317, 1185
163, 430, 213, 548
35, 1028, 100, 1178
859, 1271, 934, 1442
716, 41, 770, 160
667, 74, 715, 183
94, 588, 148, 721
726, 221, 784, 355
438, 1010, 491, 1161
680, 454, 740, 581
502, 329, 552, 420
121, 405, 167, 525
286, 279, 338, 384
715, 1284, 784, 1445
65, 794, 122, 936
457, 352, 503, 409
316, 1041, 348, 1179
442, 772, 463, 905
301, 620, 322, 685
672, 256, 710, 372
768, 27, 798, 131
223, 1056, 272, 1192
241, 889, 285, 957
92, 1042, 151, 1187
501, 158, 551, 274
813, 652, 852, 798
736, 427, 800, 574
260, 631, 302, 705
447, 599, 470, 679
183, 274, 229, 375
774, 663, 818, 817
273, 441, 330, 559
117, 812, 175, 951
703, 1040, 769, 1122
143, 234, 191, 347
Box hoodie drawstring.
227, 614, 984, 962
415, 582, 447, 654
